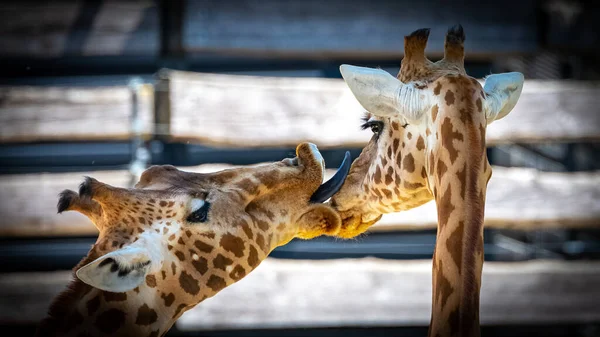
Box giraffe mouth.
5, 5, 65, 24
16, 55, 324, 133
309, 151, 351, 203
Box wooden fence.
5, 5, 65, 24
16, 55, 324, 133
1, 165, 599, 237
1, 259, 598, 327
1, 70, 599, 236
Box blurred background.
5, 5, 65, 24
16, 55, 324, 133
1, 0, 599, 336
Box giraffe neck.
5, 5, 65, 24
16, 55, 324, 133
37, 281, 182, 337
427, 116, 488, 337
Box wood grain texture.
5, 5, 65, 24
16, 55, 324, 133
0, 84, 154, 143
0, 0, 158, 57
183, 0, 537, 58
1, 259, 598, 327
1, 165, 598, 237
164, 70, 600, 147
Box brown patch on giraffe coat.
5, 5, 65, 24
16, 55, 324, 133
173, 304, 187, 319
436, 160, 448, 179
86, 294, 101, 315
407, 132, 412, 140
446, 221, 464, 273
201, 231, 215, 239
448, 307, 461, 336
235, 178, 258, 195
441, 117, 464, 164
404, 180, 424, 189
138, 217, 146, 225
207, 275, 227, 292
421, 166, 427, 179
382, 189, 392, 199
238, 220, 254, 239
161, 270, 167, 280
392, 138, 400, 155
373, 165, 382, 184
229, 265, 246, 281
213, 254, 234, 270
384, 167, 394, 185
431, 104, 439, 122
161, 292, 175, 307
171, 262, 176, 275
135, 304, 158, 325
433, 82, 442, 95
416, 136, 425, 151
248, 245, 259, 267
435, 261, 454, 310
175, 251, 185, 261
103, 291, 127, 302
445, 90, 455, 105
459, 108, 470, 124
402, 153, 415, 173
145, 275, 157, 288
392, 121, 399, 131
256, 233, 268, 253
194, 240, 213, 253
437, 184, 455, 229
192, 256, 208, 275
220, 233, 245, 257
255, 219, 269, 232
95, 308, 125, 334
179, 271, 200, 295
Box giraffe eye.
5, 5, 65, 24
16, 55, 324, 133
361, 120, 384, 135
187, 201, 210, 223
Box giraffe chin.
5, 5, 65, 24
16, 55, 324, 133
335, 213, 383, 239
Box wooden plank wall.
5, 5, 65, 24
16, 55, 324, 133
1, 165, 598, 237
1, 259, 598, 327
0, 84, 154, 143
161, 70, 600, 147
183, 0, 538, 58
0, 0, 158, 58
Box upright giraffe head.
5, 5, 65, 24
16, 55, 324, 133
330, 26, 523, 337
332, 25, 523, 237
38, 143, 350, 337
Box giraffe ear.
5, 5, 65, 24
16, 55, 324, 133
76, 246, 152, 292
339, 64, 431, 122
482, 72, 524, 124
296, 204, 342, 240
76, 236, 164, 293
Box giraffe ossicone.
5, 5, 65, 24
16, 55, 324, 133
38, 142, 349, 337
331, 25, 524, 337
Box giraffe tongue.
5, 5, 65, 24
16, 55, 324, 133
309, 151, 351, 203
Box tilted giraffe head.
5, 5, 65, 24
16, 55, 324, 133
331, 25, 524, 238
37, 142, 350, 337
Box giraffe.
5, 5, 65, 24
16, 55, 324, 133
329, 26, 524, 337
36, 142, 350, 337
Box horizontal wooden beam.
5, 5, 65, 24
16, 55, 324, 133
163, 70, 600, 147
1, 165, 598, 237
0, 1, 158, 58
183, 0, 538, 59
0, 84, 154, 143
1, 259, 598, 327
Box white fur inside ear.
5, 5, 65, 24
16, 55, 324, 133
76, 246, 151, 292
483, 72, 524, 123
76, 232, 164, 292
339, 64, 430, 122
